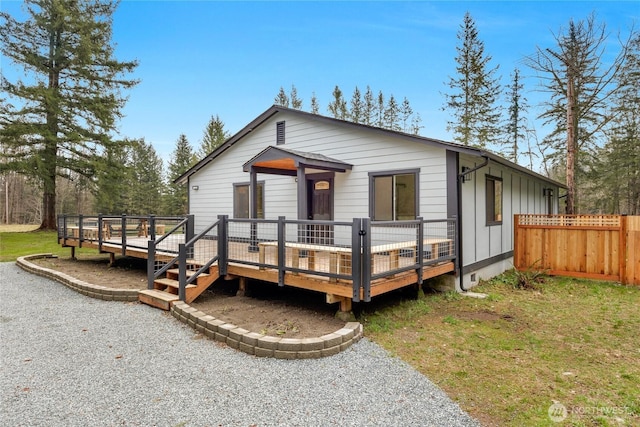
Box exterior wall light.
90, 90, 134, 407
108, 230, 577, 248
192, 185, 199, 191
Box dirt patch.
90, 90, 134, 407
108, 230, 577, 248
30, 254, 346, 338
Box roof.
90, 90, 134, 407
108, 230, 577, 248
243, 146, 352, 175
175, 105, 566, 188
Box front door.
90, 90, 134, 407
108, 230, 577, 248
306, 175, 333, 244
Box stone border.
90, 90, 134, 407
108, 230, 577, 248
16, 254, 139, 302
16, 253, 363, 359
170, 301, 362, 359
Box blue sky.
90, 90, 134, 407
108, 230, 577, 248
2, 1, 637, 168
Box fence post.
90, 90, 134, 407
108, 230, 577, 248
184, 214, 195, 258
416, 217, 424, 285
78, 214, 84, 247
351, 218, 362, 302
98, 214, 103, 252
149, 214, 156, 241
278, 216, 286, 286
121, 214, 127, 256
361, 218, 371, 302
147, 240, 156, 290
217, 215, 228, 277
178, 243, 187, 301
620, 215, 627, 285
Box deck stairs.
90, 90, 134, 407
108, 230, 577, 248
138, 262, 220, 310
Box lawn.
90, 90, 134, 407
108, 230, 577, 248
0, 225, 93, 262
362, 272, 640, 426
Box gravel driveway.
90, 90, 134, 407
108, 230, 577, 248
0, 262, 478, 427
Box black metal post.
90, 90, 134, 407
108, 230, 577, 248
277, 216, 286, 286
351, 218, 362, 302
121, 214, 127, 256
217, 215, 228, 276
361, 217, 371, 302
98, 214, 103, 252
147, 240, 156, 290
186, 214, 195, 258
417, 217, 424, 285
178, 243, 187, 301
78, 214, 84, 247
149, 214, 156, 241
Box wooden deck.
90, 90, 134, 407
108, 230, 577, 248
57, 214, 457, 312
59, 234, 455, 308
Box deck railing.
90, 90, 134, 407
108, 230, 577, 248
58, 214, 457, 302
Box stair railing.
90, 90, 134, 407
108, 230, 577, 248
176, 215, 226, 301
147, 215, 192, 289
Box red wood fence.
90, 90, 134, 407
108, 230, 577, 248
514, 214, 640, 286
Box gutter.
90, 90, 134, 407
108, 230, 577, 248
456, 155, 490, 292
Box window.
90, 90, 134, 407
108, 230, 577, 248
370, 170, 418, 221
486, 175, 503, 225
276, 121, 285, 145
233, 182, 264, 218
544, 188, 554, 214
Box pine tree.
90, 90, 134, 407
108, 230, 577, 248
376, 91, 385, 127
443, 12, 502, 148
327, 85, 348, 120
350, 87, 363, 123
526, 13, 632, 213
199, 115, 229, 158
0, 0, 138, 229
310, 92, 320, 114
93, 140, 132, 215
290, 85, 303, 110
400, 97, 413, 133
166, 135, 196, 215
274, 87, 289, 107
127, 140, 164, 215
411, 113, 423, 135
384, 94, 400, 131
503, 68, 530, 163
363, 86, 375, 126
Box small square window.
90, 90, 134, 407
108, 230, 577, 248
486, 175, 502, 225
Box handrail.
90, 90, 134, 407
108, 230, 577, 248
154, 217, 188, 246
184, 218, 220, 248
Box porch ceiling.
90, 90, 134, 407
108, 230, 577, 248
242, 146, 353, 175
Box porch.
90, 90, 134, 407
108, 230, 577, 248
57, 214, 457, 312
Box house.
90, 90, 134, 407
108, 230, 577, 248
177, 105, 564, 294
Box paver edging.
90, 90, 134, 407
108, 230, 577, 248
16, 254, 364, 359
170, 300, 362, 359
16, 254, 139, 302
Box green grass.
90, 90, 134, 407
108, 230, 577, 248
362, 271, 640, 426
0, 228, 93, 262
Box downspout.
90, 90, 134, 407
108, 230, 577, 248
456, 155, 490, 291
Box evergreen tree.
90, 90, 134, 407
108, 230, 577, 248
93, 140, 132, 214
503, 68, 530, 164
310, 92, 320, 114
199, 115, 229, 158
350, 87, 364, 123
127, 140, 164, 215
363, 86, 375, 126
166, 134, 196, 215
400, 97, 413, 133
0, 0, 138, 229
384, 94, 400, 131
526, 14, 632, 213
596, 33, 640, 214
443, 12, 502, 148
376, 91, 385, 127
327, 85, 348, 119
290, 85, 303, 110
274, 86, 289, 107
411, 113, 424, 135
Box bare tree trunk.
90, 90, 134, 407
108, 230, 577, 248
566, 72, 577, 214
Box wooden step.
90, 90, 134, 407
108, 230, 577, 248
153, 277, 196, 294
138, 289, 179, 311
166, 268, 210, 278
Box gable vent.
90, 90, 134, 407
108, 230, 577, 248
276, 121, 285, 145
